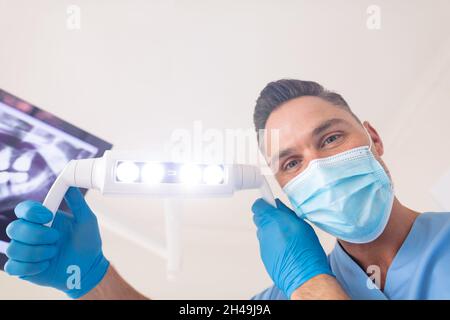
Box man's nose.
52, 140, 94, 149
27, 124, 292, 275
302, 148, 323, 167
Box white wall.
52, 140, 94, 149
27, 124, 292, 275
0, 0, 449, 299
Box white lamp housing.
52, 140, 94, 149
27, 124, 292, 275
42, 150, 276, 277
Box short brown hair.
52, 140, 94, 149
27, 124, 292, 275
253, 79, 359, 137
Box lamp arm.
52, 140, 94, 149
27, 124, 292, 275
42, 160, 77, 227
259, 176, 276, 207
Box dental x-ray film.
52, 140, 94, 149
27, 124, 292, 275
0, 89, 112, 269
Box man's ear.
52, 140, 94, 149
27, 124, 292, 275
363, 121, 384, 156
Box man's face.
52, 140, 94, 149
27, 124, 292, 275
263, 96, 385, 187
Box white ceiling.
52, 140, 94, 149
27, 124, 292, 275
0, 0, 449, 299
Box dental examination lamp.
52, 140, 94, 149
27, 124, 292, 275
42, 150, 275, 278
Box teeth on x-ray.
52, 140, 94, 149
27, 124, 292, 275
8, 172, 29, 184
0, 147, 12, 171
0, 148, 33, 185
12, 151, 34, 172
0, 172, 9, 184
0, 172, 30, 184
10, 171, 50, 196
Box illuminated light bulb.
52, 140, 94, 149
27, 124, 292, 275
116, 161, 140, 183
203, 165, 224, 185
179, 164, 202, 184
141, 162, 165, 184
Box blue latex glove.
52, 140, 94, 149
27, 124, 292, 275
252, 198, 334, 299
4, 187, 109, 299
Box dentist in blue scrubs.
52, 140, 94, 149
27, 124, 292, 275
4, 79, 450, 300
251, 79, 450, 300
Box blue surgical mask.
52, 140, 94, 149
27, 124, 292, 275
283, 130, 394, 244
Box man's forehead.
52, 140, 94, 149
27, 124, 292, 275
265, 96, 353, 131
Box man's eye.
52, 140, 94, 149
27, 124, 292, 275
323, 134, 341, 146
284, 159, 300, 171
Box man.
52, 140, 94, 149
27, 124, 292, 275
4, 79, 450, 299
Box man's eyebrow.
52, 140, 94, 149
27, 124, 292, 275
269, 147, 297, 168
312, 118, 349, 137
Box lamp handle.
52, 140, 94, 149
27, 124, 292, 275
260, 176, 276, 207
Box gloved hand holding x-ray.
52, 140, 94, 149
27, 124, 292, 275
5, 188, 109, 298
0, 90, 111, 270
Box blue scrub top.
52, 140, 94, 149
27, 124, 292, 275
252, 212, 450, 300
